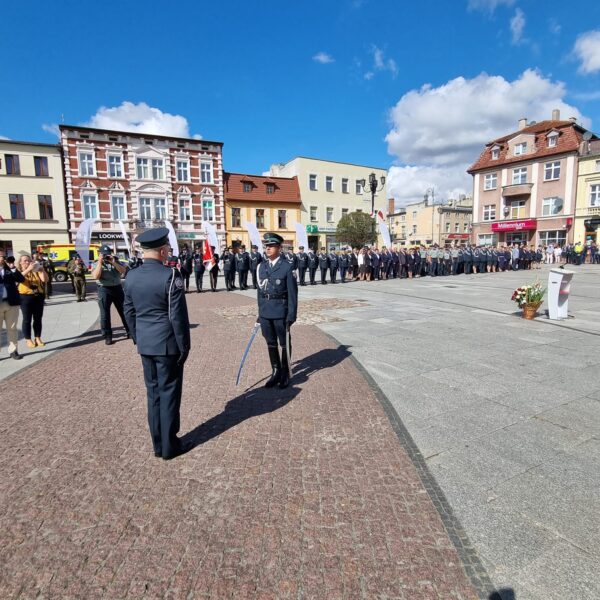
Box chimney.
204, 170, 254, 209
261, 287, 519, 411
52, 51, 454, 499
569, 116, 577, 124
388, 198, 396, 215
518, 118, 527, 130
552, 108, 560, 121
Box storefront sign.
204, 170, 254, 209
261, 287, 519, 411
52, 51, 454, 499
91, 232, 126, 240
177, 232, 196, 239
491, 219, 536, 232
318, 226, 337, 233
446, 234, 469, 239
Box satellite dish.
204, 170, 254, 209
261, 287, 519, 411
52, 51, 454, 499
583, 131, 593, 141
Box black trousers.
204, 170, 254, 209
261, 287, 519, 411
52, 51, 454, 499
298, 267, 307, 285
329, 267, 337, 283
20, 294, 44, 339
141, 354, 183, 459
309, 268, 317, 284
320, 267, 328, 284
97, 285, 128, 338
260, 317, 288, 350
209, 268, 218, 290
463, 261, 472, 274
194, 269, 204, 291
181, 270, 191, 291
339, 267, 347, 282
237, 269, 248, 289
251, 268, 258, 289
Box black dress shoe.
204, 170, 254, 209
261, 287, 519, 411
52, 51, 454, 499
10, 351, 23, 360
154, 452, 161, 458
105, 337, 113, 345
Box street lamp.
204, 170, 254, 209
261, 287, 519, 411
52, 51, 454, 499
360, 172, 386, 217
424, 188, 435, 245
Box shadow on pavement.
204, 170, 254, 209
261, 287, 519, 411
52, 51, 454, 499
182, 345, 352, 452
489, 588, 516, 599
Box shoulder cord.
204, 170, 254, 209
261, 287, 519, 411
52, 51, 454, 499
168, 267, 176, 320
257, 264, 269, 291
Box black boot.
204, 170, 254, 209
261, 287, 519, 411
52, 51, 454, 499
279, 349, 290, 389
264, 347, 282, 388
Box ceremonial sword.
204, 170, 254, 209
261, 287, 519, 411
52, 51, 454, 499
236, 319, 260, 386
285, 324, 293, 378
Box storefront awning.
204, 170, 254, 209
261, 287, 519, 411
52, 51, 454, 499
491, 219, 536, 232
446, 234, 469, 239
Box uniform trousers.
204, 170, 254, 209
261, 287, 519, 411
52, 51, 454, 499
298, 267, 307, 285
194, 269, 204, 291
463, 261, 472, 274
320, 268, 328, 284
329, 267, 337, 283
97, 284, 128, 338
209, 268, 218, 290
237, 269, 248, 289
181, 270, 191, 291
20, 294, 44, 339
259, 317, 289, 352
0, 300, 19, 353
309, 268, 317, 284
141, 354, 183, 458
251, 268, 258, 289
74, 276, 86, 300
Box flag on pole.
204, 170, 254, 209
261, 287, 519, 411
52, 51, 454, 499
201, 239, 214, 268
243, 221, 264, 253
293, 221, 309, 250
376, 211, 392, 248
74, 218, 97, 267
164, 221, 179, 257
202, 221, 219, 252
118, 220, 131, 255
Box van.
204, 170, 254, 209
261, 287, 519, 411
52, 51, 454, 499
36, 243, 101, 282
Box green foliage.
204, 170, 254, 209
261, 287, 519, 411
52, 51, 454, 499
336, 211, 376, 248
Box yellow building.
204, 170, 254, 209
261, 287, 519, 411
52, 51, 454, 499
573, 139, 600, 244
224, 172, 301, 248
269, 157, 387, 250
0, 140, 69, 256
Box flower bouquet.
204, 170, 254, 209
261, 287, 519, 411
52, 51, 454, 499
511, 281, 546, 319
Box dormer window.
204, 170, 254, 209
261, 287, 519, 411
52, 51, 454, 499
266, 183, 275, 195
491, 146, 500, 160
547, 132, 558, 148
514, 142, 527, 156
243, 182, 252, 193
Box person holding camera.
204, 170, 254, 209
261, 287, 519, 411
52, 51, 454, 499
17, 254, 49, 348
1, 250, 26, 359
91, 244, 129, 345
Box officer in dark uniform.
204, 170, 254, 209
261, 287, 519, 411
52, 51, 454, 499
328, 247, 339, 283
124, 227, 190, 460
249, 245, 263, 289
221, 247, 235, 291
463, 244, 473, 275
179, 248, 193, 292
318, 247, 329, 284
284, 246, 298, 274
257, 232, 298, 389
235, 244, 250, 290
307, 247, 318, 285
296, 246, 308, 286
338, 251, 348, 283
192, 246, 205, 292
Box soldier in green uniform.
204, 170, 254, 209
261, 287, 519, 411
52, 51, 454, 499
68, 256, 87, 301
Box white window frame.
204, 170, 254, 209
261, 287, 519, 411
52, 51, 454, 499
544, 161, 561, 181
483, 204, 496, 221
326, 207, 334, 223
510, 199, 527, 219
78, 152, 95, 177
454, 222, 460, 233
325, 176, 334, 192
445, 222, 450, 233
178, 196, 191, 221
538, 230, 566, 246
478, 234, 496, 246
154, 198, 166, 220
542, 196, 562, 216
355, 180, 363, 195
412, 224, 417, 234
309, 174, 318, 191
514, 142, 527, 156
310, 206, 318, 222
139, 196, 167, 221
595, 160, 600, 173
151, 159, 164, 181
491, 147, 500, 160
412, 211, 417, 219
139, 197, 152, 221
107, 154, 123, 178
341, 208, 349, 218
547, 135, 557, 148
82, 193, 98, 219
176, 159, 190, 182
278, 209, 287, 229
512, 167, 527, 185
110, 194, 126, 220
590, 184, 600, 207
342, 178, 349, 194
202, 197, 214, 221
464, 222, 469, 232
200, 161, 213, 184
484, 173, 497, 190
136, 158, 149, 180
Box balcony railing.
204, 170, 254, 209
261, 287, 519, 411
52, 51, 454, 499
502, 183, 534, 198
575, 205, 600, 217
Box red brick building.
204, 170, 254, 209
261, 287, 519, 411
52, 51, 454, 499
60, 125, 225, 254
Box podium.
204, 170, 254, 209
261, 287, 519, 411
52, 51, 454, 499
547, 268, 575, 320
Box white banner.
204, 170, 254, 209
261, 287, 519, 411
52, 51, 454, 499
164, 221, 179, 257
74, 218, 97, 267
202, 221, 220, 253
118, 220, 131, 255
377, 213, 392, 249
293, 222, 309, 250
243, 221, 264, 254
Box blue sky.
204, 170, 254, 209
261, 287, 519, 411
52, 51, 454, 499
1, 0, 599, 204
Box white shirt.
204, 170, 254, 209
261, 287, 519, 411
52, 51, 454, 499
268, 256, 281, 269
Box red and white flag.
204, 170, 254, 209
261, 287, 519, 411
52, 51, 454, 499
202, 239, 214, 268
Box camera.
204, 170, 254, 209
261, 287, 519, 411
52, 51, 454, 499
103, 254, 113, 262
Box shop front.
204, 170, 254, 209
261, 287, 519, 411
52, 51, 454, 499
491, 219, 537, 245
91, 231, 131, 258
583, 217, 600, 243
445, 233, 470, 246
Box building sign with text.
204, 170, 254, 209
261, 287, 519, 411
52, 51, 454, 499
491, 219, 537, 232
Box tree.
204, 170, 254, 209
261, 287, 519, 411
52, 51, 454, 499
336, 211, 376, 248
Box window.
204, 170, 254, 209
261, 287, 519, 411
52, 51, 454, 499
478, 234, 496, 246
110, 195, 125, 220
255, 208, 265, 229
510, 199, 527, 219
342, 178, 349, 193
9, 194, 25, 219
202, 199, 214, 221
356, 180, 363, 194
464, 222, 470, 232
401, 225, 406, 237
139, 197, 166, 220
483, 205, 496, 221
231, 207, 241, 227
512, 167, 527, 185
596, 160, 600, 173
151, 159, 164, 180
38, 195, 53, 219
412, 211, 417, 219
154, 198, 166, 220
514, 142, 527, 156
547, 133, 558, 148
176, 160, 189, 182
491, 148, 500, 160
455, 223, 460, 233
310, 206, 318, 222
179, 197, 191, 221
326, 207, 334, 222
200, 162, 212, 183
5, 154, 20, 175
539, 230, 566, 246
278, 210, 287, 229
544, 161, 560, 181
309, 174, 317, 191
400, 214, 405, 221
108, 155, 123, 178
136, 158, 149, 179
266, 183, 275, 195
82, 194, 97, 219
243, 182, 252, 193
412, 224, 417, 234
542, 196, 562, 216
325, 176, 333, 192
139, 198, 152, 220
590, 184, 600, 207
78, 152, 95, 176
484, 173, 497, 190
341, 208, 349, 218
34, 156, 49, 176
445, 222, 450, 233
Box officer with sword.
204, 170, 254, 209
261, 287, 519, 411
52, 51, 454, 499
236, 232, 297, 389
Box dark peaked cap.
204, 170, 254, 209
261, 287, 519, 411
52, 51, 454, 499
263, 232, 284, 246
137, 227, 170, 249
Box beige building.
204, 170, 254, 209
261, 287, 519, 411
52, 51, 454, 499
269, 157, 387, 250
0, 140, 69, 256
574, 139, 600, 245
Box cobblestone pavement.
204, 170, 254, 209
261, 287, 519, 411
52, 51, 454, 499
0, 290, 481, 599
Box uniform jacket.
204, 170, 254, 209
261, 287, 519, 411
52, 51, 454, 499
236, 251, 250, 271
318, 253, 329, 269
124, 259, 191, 356
0, 266, 25, 306
221, 251, 234, 272
257, 258, 298, 322
307, 252, 318, 269
284, 252, 298, 270
250, 251, 263, 270
296, 252, 308, 268
192, 253, 205, 272
328, 253, 338, 268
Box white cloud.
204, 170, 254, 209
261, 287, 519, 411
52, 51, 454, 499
548, 18, 561, 35
41, 123, 60, 138
467, 0, 515, 13
0, 135, 10, 140
573, 30, 600, 75
364, 71, 375, 80
510, 8, 526, 44
313, 52, 334, 64
370, 45, 398, 78
385, 69, 587, 204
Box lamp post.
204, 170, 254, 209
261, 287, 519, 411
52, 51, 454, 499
360, 172, 386, 245
424, 188, 435, 245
